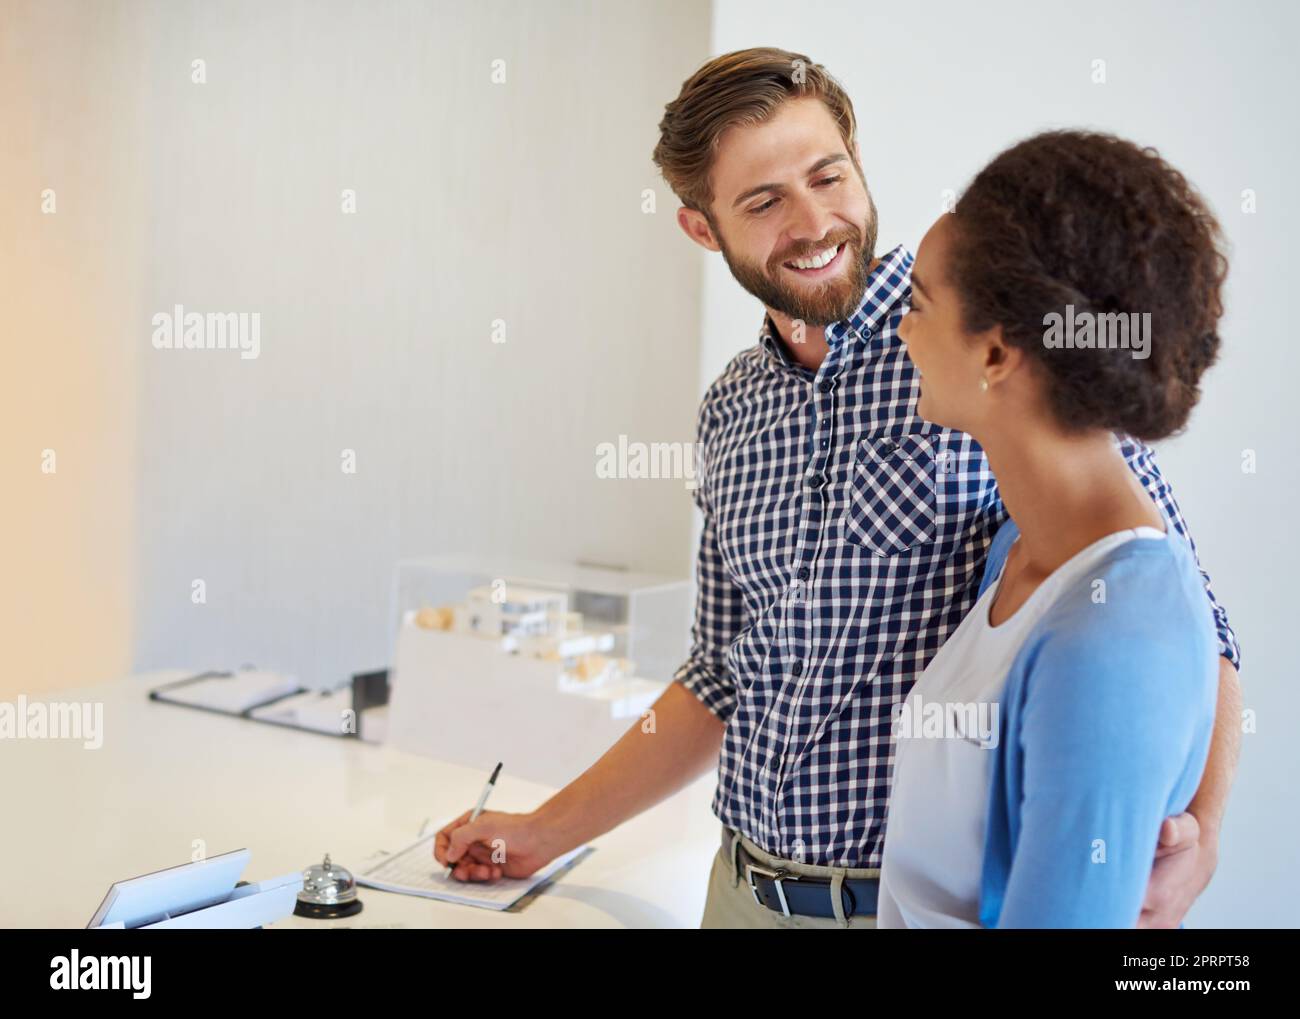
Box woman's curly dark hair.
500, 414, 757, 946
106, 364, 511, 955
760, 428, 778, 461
949, 130, 1227, 441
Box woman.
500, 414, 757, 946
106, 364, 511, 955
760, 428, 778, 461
878, 130, 1224, 927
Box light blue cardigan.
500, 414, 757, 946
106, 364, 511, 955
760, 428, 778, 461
976, 518, 1219, 927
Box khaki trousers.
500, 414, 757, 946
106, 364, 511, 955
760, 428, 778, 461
699, 826, 879, 929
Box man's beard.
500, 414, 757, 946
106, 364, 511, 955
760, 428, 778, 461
715, 196, 878, 328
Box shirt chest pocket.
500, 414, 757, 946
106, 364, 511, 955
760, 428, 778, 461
843, 430, 939, 556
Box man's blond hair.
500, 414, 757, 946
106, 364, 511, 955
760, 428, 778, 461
652, 47, 859, 219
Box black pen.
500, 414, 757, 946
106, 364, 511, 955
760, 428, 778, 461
447, 762, 503, 875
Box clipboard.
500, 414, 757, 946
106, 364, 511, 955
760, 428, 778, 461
148, 669, 307, 718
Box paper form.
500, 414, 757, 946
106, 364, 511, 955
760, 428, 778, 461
355, 832, 588, 910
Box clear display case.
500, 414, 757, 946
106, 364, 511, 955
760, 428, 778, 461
390, 555, 693, 683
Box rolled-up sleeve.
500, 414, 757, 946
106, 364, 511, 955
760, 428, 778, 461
672, 396, 748, 723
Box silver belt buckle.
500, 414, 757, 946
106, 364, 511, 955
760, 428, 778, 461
746, 861, 794, 918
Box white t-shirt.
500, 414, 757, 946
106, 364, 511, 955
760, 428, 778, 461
877, 525, 1167, 928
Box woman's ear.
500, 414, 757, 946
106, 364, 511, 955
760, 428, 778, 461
982, 324, 1022, 388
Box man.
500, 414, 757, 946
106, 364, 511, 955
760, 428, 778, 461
436, 47, 1241, 929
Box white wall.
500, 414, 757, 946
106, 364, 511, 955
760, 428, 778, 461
709, 0, 1299, 927
117, 1, 709, 683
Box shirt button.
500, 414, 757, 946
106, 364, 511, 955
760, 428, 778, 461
797, 566, 810, 580
820, 437, 829, 448
818, 379, 834, 393
808, 472, 826, 489
792, 660, 804, 676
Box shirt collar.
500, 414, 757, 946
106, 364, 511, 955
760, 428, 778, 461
759, 244, 914, 370
759, 317, 808, 374
826, 243, 914, 347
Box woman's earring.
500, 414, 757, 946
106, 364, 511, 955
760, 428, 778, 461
979, 377, 989, 392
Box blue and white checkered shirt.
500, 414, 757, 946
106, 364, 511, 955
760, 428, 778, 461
674, 244, 1240, 868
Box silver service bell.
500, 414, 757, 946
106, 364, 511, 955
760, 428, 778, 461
294, 853, 364, 919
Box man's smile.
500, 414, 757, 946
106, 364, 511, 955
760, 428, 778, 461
781, 241, 847, 280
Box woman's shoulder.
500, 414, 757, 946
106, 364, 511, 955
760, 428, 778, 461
977, 517, 1020, 598
1008, 531, 1218, 720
